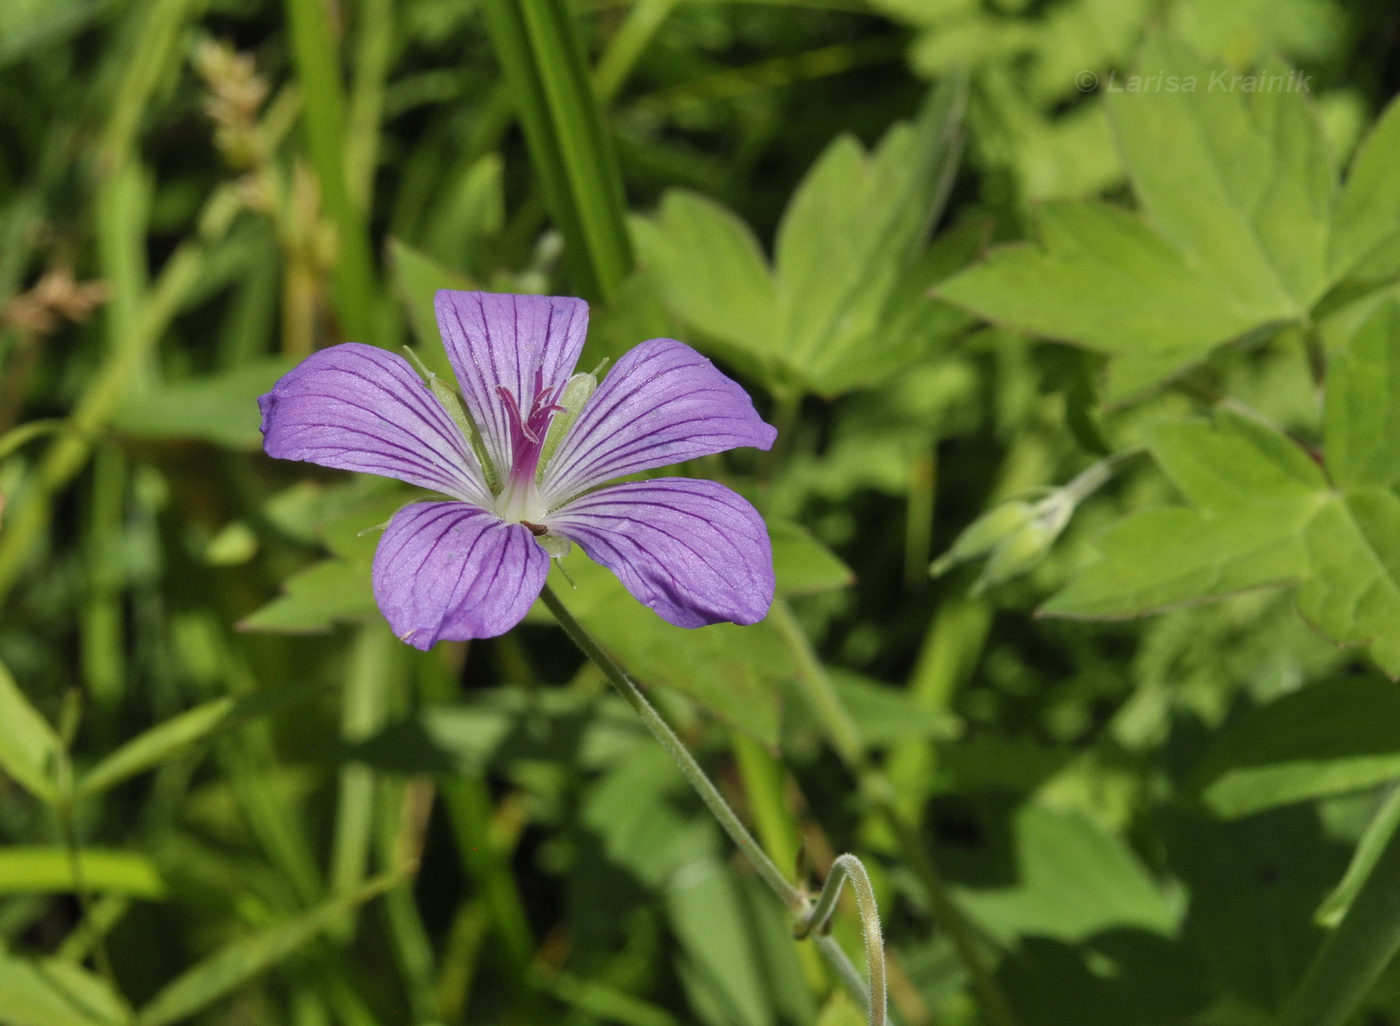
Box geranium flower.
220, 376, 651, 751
259, 290, 777, 649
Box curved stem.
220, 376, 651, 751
541, 585, 801, 910
540, 584, 879, 1007
798, 854, 887, 1026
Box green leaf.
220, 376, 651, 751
548, 557, 790, 746
1316, 784, 1400, 927
1167, 806, 1342, 1015
76, 685, 311, 799
0, 847, 165, 899
1043, 507, 1312, 619
631, 190, 778, 377
770, 521, 852, 596
0, 659, 61, 804
1043, 412, 1321, 619
77, 698, 235, 799
1110, 37, 1331, 315
940, 37, 1342, 398
1296, 488, 1400, 675
1050, 303, 1400, 674
238, 559, 375, 634
1280, 797, 1400, 1026
113, 360, 294, 450
635, 80, 966, 396
1330, 95, 1400, 283
0, 949, 126, 1026
773, 77, 964, 392
668, 858, 774, 1026
136, 871, 399, 1026
938, 201, 1279, 399
952, 803, 1176, 945
387, 237, 476, 381
1147, 412, 1327, 506
1323, 300, 1400, 488
1194, 679, 1400, 818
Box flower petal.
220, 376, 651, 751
434, 290, 589, 479
540, 339, 777, 506
259, 343, 490, 505
548, 478, 774, 627
372, 502, 549, 648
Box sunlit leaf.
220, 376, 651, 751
0, 950, 125, 1026
238, 560, 375, 634
0, 659, 61, 804
113, 360, 293, 450
0, 848, 165, 899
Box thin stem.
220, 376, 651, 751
540, 585, 801, 911
798, 854, 887, 1026
540, 584, 880, 1009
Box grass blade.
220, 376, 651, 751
1281, 803, 1400, 1026
0, 848, 165, 899
283, 0, 380, 341
479, 0, 633, 301
136, 871, 402, 1026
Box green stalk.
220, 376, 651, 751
346, 0, 394, 213
328, 625, 393, 931
479, 0, 633, 301
796, 854, 887, 1026
283, 0, 379, 341
1281, 812, 1400, 1026
731, 731, 828, 990
593, 0, 678, 102
96, 0, 201, 176
0, 187, 239, 604
542, 585, 801, 909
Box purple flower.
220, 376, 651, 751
259, 291, 778, 649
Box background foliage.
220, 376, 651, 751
3, 1, 1400, 1024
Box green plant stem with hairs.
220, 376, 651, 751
539, 584, 885, 1022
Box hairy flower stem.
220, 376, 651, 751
797, 854, 887, 1026
540, 585, 879, 1013
769, 599, 1021, 1026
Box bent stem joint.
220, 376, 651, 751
797, 853, 888, 1026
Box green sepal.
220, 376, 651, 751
404, 346, 500, 492
538, 370, 597, 481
